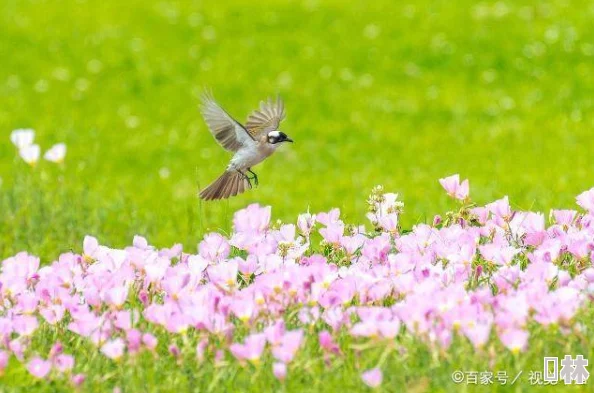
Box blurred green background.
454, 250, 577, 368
1, 0, 594, 259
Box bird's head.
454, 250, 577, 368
267, 131, 293, 144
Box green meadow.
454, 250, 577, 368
2, 0, 594, 259
1, 1, 594, 392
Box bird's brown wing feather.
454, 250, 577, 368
245, 96, 286, 137
200, 92, 255, 152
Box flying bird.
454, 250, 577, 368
198, 92, 293, 200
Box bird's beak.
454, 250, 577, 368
285, 137, 294, 143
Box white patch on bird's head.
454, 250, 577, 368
267, 130, 293, 145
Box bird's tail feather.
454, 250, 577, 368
199, 171, 250, 201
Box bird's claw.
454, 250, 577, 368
247, 169, 259, 187
238, 169, 258, 188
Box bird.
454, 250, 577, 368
198, 92, 293, 201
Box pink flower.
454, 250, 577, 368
27, 357, 52, 379
12, 315, 39, 336
319, 221, 344, 245
316, 208, 340, 226
297, 211, 316, 236
486, 196, 512, 222
577, 187, 594, 213
499, 329, 529, 353
0, 350, 9, 373
101, 339, 125, 360
319, 331, 340, 354
378, 213, 399, 232
361, 368, 383, 388
462, 319, 492, 349
40, 304, 65, 325
439, 174, 469, 200
207, 259, 239, 291
229, 333, 267, 363
199, 233, 230, 262
551, 209, 577, 226
271, 330, 304, 363
54, 354, 75, 372
230, 296, 255, 323
9, 339, 26, 361
264, 320, 286, 346
187, 255, 209, 275
169, 344, 181, 358
104, 285, 129, 308
233, 204, 271, 234
273, 362, 287, 381
83, 236, 100, 259
71, 373, 86, 387
142, 333, 158, 351
196, 338, 208, 362
49, 342, 63, 358
238, 255, 258, 276
126, 329, 142, 354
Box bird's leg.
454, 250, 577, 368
247, 168, 259, 186
236, 169, 252, 188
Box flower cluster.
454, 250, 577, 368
10, 129, 66, 166
1, 176, 594, 389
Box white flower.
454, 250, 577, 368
19, 144, 40, 166
44, 143, 67, 163
10, 129, 35, 149
158, 167, 170, 179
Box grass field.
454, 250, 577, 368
1, 0, 594, 392
2, 0, 594, 259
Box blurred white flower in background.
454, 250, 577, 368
19, 144, 41, 166
44, 143, 67, 163
9, 128, 67, 166
159, 167, 170, 179
10, 129, 35, 149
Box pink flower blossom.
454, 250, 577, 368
273, 362, 287, 381
319, 331, 340, 354
0, 351, 9, 373
229, 333, 267, 363
233, 204, 271, 234
361, 368, 383, 388
577, 188, 594, 212
199, 233, 230, 262
54, 354, 75, 372
439, 174, 469, 200
1, 178, 594, 387
499, 329, 529, 353
101, 339, 125, 360
71, 373, 86, 387
27, 357, 52, 379
142, 333, 158, 351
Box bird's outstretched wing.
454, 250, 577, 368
245, 96, 286, 137
200, 92, 255, 152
